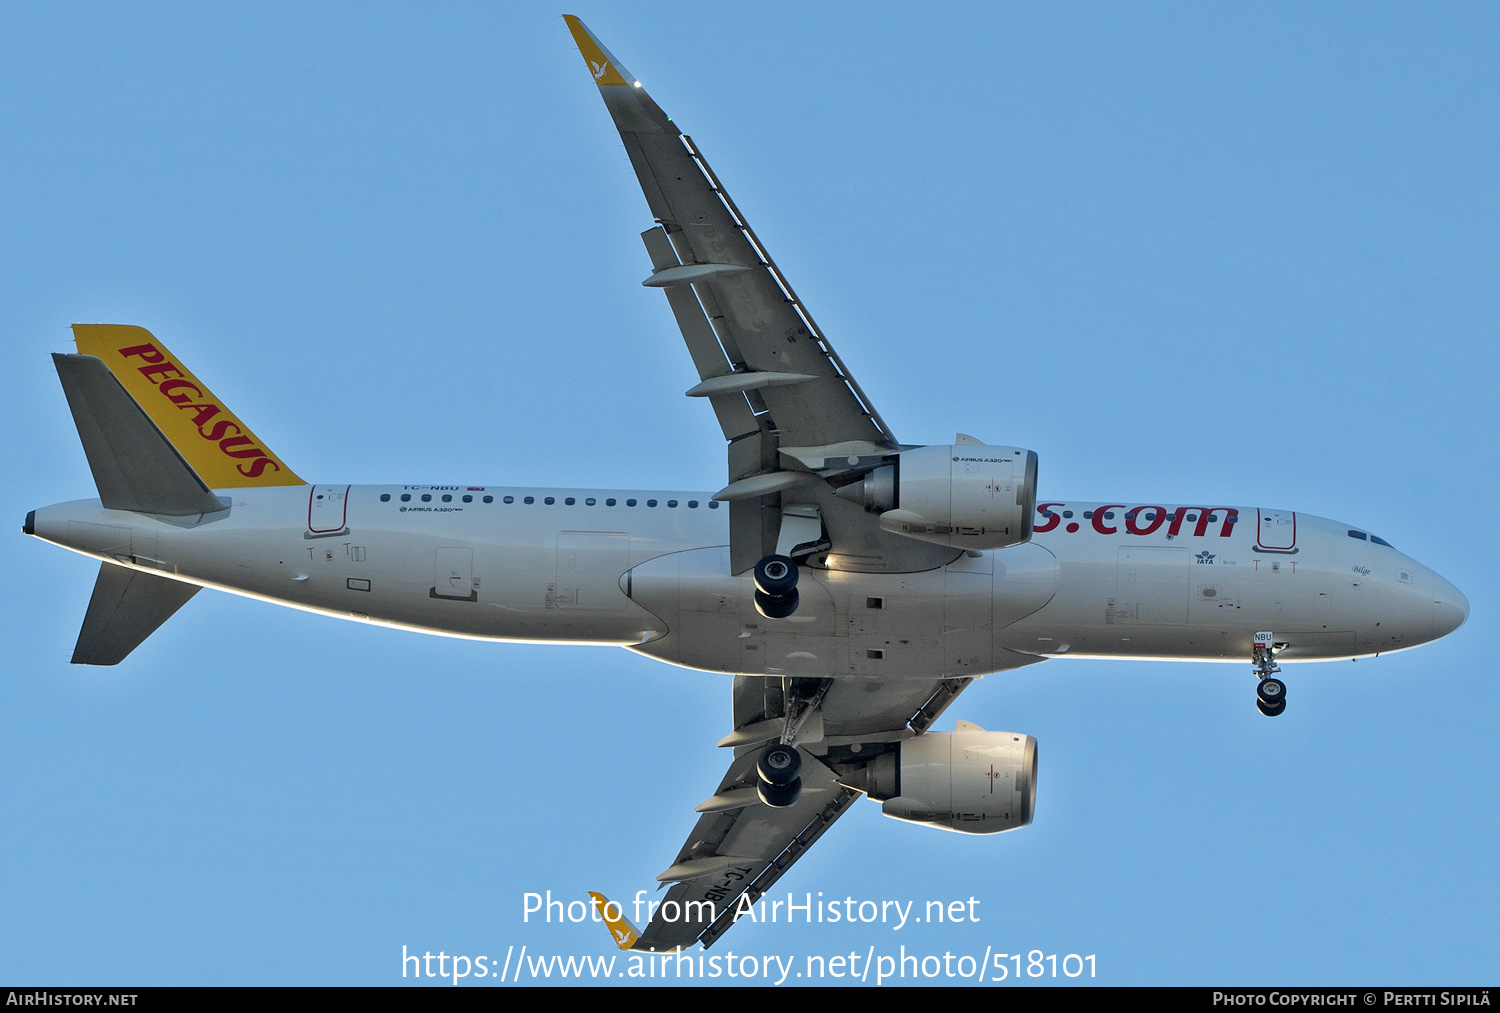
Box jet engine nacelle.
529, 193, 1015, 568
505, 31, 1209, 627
837, 444, 1039, 551
875, 726, 1037, 835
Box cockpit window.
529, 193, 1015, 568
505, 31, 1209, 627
1370, 535, 1394, 548
1348, 530, 1367, 541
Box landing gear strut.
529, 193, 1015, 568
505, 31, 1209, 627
753, 555, 799, 619
1252, 631, 1286, 717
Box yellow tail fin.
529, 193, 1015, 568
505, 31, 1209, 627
71, 324, 303, 488
587, 892, 641, 950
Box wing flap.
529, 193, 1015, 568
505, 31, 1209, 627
640, 227, 758, 442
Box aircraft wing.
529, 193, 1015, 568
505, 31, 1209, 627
632, 670, 1005, 951
637, 735, 858, 952
565, 17, 947, 575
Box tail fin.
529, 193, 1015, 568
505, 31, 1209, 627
53, 353, 226, 517
587, 892, 642, 950
71, 324, 303, 488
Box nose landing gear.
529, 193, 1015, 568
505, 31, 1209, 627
1253, 631, 1287, 717
1256, 676, 1286, 717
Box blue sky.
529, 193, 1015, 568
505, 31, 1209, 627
2, 2, 1495, 986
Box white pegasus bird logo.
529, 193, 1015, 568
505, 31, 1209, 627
590, 59, 610, 81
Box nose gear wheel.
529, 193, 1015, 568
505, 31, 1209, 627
1251, 633, 1287, 717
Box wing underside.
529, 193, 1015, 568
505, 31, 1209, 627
633, 668, 1021, 951
565, 16, 955, 575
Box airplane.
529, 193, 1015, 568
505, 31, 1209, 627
23, 15, 1468, 954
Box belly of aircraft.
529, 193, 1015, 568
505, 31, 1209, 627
31, 487, 1430, 674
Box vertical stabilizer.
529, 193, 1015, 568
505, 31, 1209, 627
53, 353, 227, 517
71, 324, 303, 488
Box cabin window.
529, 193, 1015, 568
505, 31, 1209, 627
400, 494, 411, 502
709, 501, 720, 509
667, 499, 678, 508
688, 500, 699, 508
380, 493, 390, 502
544, 497, 555, 505
564, 497, 575, 505
647, 499, 658, 507
483, 495, 493, 503
421, 494, 432, 502
524, 496, 534, 504
627, 499, 637, 507
585, 498, 596, 506
441, 494, 452, 502
606, 498, 617, 506
462, 494, 472, 503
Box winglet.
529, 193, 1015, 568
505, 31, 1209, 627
562, 16, 677, 135
563, 15, 629, 87
587, 891, 641, 951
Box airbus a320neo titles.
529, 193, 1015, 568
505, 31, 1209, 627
25, 17, 1467, 952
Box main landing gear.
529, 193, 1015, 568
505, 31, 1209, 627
1252, 631, 1287, 717
753, 555, 799, 619
754, 677, 830, 807
756, 742, 803, 807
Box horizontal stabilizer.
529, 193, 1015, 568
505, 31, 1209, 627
72, 562, 200, 666
53, 353, 226, 517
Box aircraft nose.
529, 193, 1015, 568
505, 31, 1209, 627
1430, 574, 1469, 640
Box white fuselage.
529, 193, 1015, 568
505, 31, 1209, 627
29, 483, 1467, 675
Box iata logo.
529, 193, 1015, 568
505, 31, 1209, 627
1196, 551, 1216, 564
